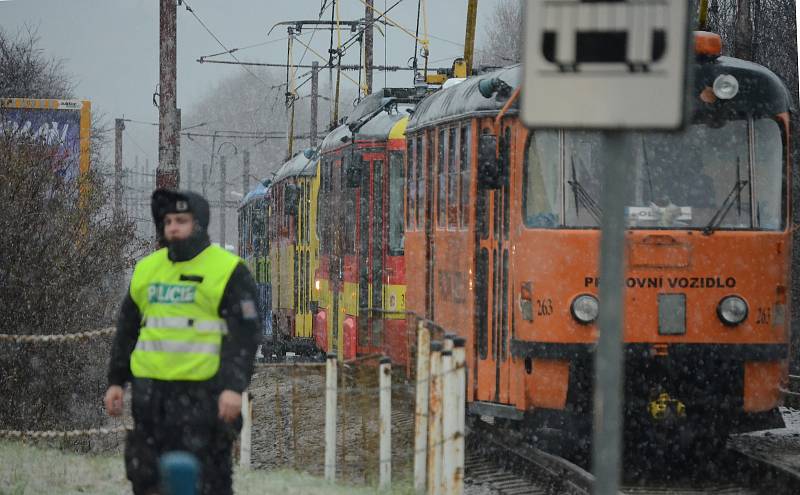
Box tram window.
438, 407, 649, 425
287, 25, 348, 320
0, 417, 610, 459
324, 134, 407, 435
389, 151, 405, 255
406, 139, 415, 230
476, 248, 489, 360
344, 191, 356, 255
460, 124, 471, 229
753, 118, 783, 230
448, 127, 458, 229
523, 130, 561, 228
437, 129, 446, 228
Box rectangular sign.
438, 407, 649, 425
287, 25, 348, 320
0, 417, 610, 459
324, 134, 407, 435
521, 0, 689, 129
0, 98, 91, 181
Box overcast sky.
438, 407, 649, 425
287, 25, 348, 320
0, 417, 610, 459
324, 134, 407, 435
0, 0, 503, 130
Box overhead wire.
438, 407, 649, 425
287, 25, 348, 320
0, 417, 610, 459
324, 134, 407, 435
293, 36, 364, 91
199, 36, 290, 60
182, 0, 271, 88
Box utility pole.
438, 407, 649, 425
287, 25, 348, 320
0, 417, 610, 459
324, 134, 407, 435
364, 0, 374, 95
464, 0, 479, 76
135, 155, 140, 225
311, 61, 319, 147
157, 0, 180, 190
286, 26, 296, 160
187, 159, 193, 191
114, 118, 125, 220
220, 154, 227, 247
202, 163, 208, 197
242, 150, 250, 196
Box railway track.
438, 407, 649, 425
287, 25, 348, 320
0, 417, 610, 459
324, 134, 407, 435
783, 375, 800, 409
465, 414, 800, 495
465, 417, 594, 495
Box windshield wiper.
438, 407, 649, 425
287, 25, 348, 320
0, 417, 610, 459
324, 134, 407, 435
703, 160, 748, 235
568, 156, 602, 224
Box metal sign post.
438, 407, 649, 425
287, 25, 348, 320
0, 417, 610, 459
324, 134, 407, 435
522, 0, 689, 130
521, 1, 690, 494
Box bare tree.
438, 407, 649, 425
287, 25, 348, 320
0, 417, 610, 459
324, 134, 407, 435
0, 27, 136, 437
0, 26, 74, 99
475, 0, 523, 68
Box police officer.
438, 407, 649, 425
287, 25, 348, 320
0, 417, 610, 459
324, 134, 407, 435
104, 189, 261, 495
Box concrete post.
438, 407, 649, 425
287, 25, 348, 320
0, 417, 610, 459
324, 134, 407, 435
325, 352, 338, 481
239, 391, 252, 469
426, 341, 443, 495
379, 356, 392, 490
414, 322, 431, 494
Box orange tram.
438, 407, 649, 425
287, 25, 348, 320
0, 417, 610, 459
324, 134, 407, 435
403, 32, 792, 454
239, 32, 792, 454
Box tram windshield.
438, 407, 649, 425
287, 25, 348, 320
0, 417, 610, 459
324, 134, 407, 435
523, 118, 785, 230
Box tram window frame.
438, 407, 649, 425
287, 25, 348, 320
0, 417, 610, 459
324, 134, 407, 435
437, 129, 447, 228
417, 135, 426, 229
344, 189, 357, 256
406, 139, 415, 231
389, 150, 405, 255
460, 123, 471, 230
448, 127, 458, 229
522, 130, 562, 229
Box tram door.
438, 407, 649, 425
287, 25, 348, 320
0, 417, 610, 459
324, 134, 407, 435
358, 153, 385, 353
475, 124, 512, 403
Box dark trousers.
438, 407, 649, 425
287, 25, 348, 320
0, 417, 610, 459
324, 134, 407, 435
124, 379, 240, 495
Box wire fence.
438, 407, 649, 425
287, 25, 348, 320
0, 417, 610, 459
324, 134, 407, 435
247, 358, 418, 486
1, 317, 464, 492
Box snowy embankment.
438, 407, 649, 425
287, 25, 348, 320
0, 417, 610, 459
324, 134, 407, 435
0, 441, 412, 495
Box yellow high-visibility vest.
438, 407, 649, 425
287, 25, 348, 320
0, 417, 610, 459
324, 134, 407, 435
130, 245, 241, 381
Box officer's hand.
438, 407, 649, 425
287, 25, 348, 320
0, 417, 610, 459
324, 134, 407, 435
218, 390, 242, 423
104, 385, 124, 417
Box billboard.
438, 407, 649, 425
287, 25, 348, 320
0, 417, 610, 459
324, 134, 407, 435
0, 98, 91, 181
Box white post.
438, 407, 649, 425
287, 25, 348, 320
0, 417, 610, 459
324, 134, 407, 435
452, 337, 467, 494
426, 341, 443, 495
379, 356, 392, 490
325, 352, 338, 482
239, 391, 252, 469
442, 343, 458, 494
439, 349, 455, 495
414, 323, 431, 494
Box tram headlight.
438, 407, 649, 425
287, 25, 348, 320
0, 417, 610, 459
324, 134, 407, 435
717, 296, 748, 326
571, 294, 599, 325
712, 74, 739, 100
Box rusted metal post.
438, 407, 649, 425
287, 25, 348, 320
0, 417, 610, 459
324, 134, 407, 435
239, 391, 252, 469
325, 352, 338, 481
157, 0, 179, 190
426, 341, 443, 495
414, 322, 431, 494
364, 0, 374, 95
379, 356, 392, 489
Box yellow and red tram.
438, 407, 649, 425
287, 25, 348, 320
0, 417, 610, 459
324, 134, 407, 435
315, 89, 415, 363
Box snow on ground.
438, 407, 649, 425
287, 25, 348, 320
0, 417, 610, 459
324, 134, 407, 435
0, 441, 413, 495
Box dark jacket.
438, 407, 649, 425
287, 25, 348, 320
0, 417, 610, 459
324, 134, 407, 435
107, 190, 261, 393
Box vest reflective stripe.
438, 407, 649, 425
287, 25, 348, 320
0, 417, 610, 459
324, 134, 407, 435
129, 245, 242, 381
135, 340, 221, 355
143, 316, 228, 334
